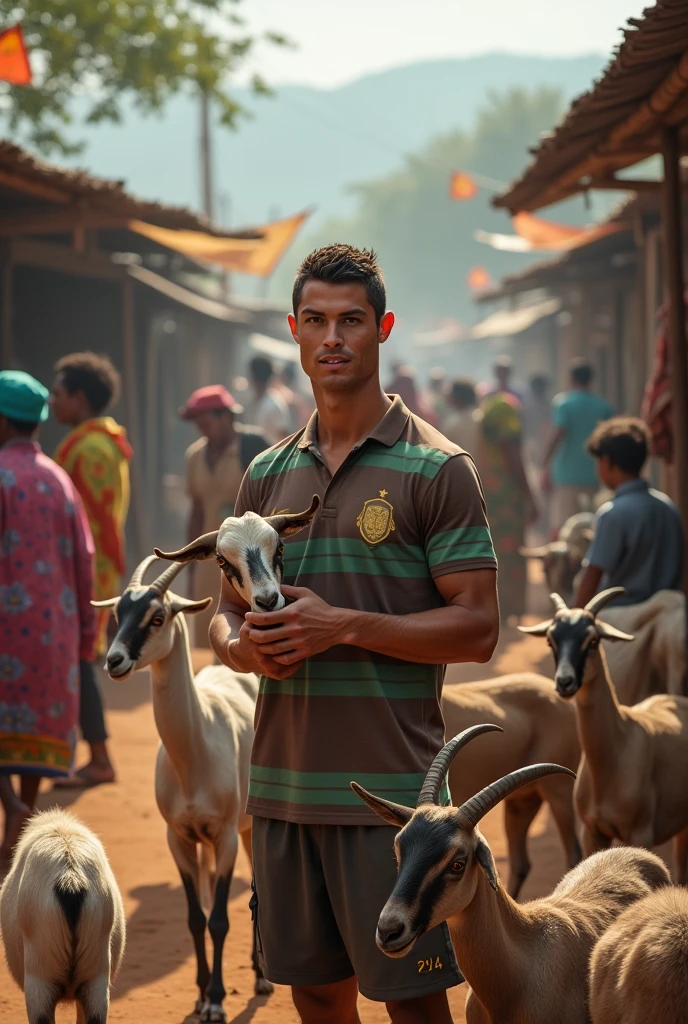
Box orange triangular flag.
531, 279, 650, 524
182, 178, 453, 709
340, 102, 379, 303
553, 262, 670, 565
449, 172, 478, 200
0, 25, 31, 85
467, 266, 492, 291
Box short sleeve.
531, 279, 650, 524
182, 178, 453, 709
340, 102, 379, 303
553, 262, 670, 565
552, 395, 569, 429
421, 454, 498, 578
586, 504, 625, 574
234, 466, 259, 518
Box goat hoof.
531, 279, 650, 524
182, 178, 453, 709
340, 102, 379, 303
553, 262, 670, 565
200, 1003, 226, 1023
255, 976, 275, 996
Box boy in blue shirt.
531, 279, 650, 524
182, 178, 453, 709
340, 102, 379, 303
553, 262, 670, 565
575, 417, 683, 608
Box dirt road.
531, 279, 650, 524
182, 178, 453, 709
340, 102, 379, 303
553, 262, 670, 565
0, 625, 567, 1024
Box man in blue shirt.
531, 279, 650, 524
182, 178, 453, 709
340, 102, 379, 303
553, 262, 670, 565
542, 360, 613, 532
575, 417, 683, 608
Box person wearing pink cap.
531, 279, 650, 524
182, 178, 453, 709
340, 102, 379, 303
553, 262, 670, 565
181, 386, 268, 648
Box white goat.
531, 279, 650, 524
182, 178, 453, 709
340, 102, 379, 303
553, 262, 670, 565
602, 589, 685, 699
589, 885, 688, 1024
94, 556, 270, 1023
353, 726, 671, 1024
519, 511, 594, 604
521, 588, 688, 882
153, 494, 320, 612
442, 675, 580, 898
0, 808, 125, 1024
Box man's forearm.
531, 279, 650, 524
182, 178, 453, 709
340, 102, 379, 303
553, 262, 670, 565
338, 604, 497, 665
574, 565, 604, 608
542, 426, 565, 469
209, 609, 246, 669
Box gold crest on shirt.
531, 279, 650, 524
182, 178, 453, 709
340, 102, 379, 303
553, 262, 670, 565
357, 489, 396, 545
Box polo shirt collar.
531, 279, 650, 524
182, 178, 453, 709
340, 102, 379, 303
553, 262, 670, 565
297, 394, 411, 451
615, 478, 649, 497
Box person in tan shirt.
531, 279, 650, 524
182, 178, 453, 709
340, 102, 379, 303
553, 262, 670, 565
181, 385, 267, 647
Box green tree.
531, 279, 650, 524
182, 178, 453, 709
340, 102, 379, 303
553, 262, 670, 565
278, 87, 604, 327
0, 0, 288, 155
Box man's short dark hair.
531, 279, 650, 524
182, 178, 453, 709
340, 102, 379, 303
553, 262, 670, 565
586, 416, 649, 475
449, 378, 477, 408
249, 356, 274, 385
5, 416, 38, 435
570, 358, 593, 387
293, 244, 386, 325
54, 351, 121, 415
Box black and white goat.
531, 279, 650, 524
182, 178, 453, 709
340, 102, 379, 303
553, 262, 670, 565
0, 808, 125, 1024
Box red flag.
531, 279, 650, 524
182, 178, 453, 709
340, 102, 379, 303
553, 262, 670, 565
467, 266, 492, 292
0, 25, 31, 85
449, 172, 478, 200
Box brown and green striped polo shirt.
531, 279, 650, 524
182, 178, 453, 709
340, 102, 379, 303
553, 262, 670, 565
235, 395, 497, 825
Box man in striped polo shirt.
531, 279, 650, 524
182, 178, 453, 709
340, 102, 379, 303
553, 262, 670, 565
210, 245, 499, 1023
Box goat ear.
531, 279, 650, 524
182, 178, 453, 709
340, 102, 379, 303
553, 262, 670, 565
518, 545, 548, 559
597, 621, 635, 643
91, 597, 119, 608
169, 595, 214, 616
265, 494, 320, 538
475, 834, 499, 892
350, 782, 413, 828
153, 532, 219, 563
518, 619, 552, 636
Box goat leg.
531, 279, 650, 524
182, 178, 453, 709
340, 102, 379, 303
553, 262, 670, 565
202, 872, 232, 1022
181, 872, 211, 1015
504, 791, 542, 899
75, 973, 110, 1024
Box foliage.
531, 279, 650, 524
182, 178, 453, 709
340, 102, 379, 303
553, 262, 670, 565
279, 87, 603, 327
0, 0, 289, 155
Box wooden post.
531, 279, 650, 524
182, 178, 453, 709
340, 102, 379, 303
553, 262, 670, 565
0, 252, 12, 368
200, 90, 214, 222
661, 128, 688, 646
122, 275, 147, 563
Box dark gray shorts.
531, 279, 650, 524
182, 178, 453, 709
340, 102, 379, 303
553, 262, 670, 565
251, 816, 463, 1002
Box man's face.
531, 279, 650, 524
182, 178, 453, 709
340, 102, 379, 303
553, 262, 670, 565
193, 409, 233, 442
595, 454, 617, 490
289, 279, 394, 394
50, 374, 83, 425
495, 366, 511, 389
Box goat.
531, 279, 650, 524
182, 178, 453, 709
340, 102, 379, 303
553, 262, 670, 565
153, 494, 320, 612
521, 587, 688, 882
0, 808, 125, 1024
442, 675, 580, 898
589, 885, 688, 1024
519, 511, 594, 604
601, 589, 685, 699
352, 726, 671, 1024
94, 556, 281, 1022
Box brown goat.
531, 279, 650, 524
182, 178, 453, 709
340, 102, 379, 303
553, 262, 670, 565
353, 726, 670, 1024
589, 886, 688, 1024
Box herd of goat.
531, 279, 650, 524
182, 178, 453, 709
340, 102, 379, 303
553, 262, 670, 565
0, 502, 687, 1024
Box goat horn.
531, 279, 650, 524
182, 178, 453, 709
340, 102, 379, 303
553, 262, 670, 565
457, 763, 576, 830
153, 531, 220, 563
150, 561, 187, 594
584, 587, 626, 617
126, 554, 160, 590
550, 593, 568, 614
417, 724, 503, 807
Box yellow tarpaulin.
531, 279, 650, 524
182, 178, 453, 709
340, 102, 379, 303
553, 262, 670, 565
128, 210, 310, 277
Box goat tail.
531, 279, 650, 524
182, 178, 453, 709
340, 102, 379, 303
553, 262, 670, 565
199, 844, 215, 914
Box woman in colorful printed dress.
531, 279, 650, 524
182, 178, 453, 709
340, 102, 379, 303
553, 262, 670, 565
475, 390, 537, 623
0, 371, 96, 859
52, 351, 131, 788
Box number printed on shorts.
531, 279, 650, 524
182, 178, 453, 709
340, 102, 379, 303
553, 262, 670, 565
417, 956, 443, 973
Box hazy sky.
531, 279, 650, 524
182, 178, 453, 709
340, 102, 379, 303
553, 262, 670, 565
242, 0, 648, 88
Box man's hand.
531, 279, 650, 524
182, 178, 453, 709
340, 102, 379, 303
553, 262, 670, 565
228, 620, 304, 679
245, 584, 345, 665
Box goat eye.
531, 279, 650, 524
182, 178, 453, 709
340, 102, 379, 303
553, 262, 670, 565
151, 615, 165, 627
216, 555, 227, 568
449, 860, 465, 875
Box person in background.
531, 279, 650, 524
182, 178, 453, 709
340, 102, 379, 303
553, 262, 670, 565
243, 355, 291, 445
427, 366, 449, 431
0, 371, 95, 859
280, 362, 315, 430
181, 386, 268, 649
478, 354, 525, 403
522, 374, 552, 539
475, 390, 537, 623
443, 377, 479, 455
385, 363, 438, 425
51, 352, 129, 789
574, 417, 683, 608
542, 359, 613, 533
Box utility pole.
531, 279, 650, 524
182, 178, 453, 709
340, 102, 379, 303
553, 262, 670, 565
219, 192, 231, 301
200, 90, 214, 222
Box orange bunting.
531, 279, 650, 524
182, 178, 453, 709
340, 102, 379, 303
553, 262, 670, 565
449, 171, 478, 201
467, 266, 492, 292
0, 24, 31, 85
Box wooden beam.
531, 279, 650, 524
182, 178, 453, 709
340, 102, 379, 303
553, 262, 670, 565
588, 177, 664, 192
0, 253, 12, 368
11, 238, 124, 281
661, 127, 688, 668
122, 276, 146, 564
0, 206, 133, 237
0, 167, 70, 204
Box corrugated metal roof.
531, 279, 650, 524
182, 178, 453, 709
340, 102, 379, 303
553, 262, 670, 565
495, 0, 688, 213
470, 298, 561, 340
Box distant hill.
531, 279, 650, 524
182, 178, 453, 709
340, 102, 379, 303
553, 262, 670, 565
56, 53, 606, 229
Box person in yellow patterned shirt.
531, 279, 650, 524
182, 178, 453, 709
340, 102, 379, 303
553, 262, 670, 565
51, 352, 132, 787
